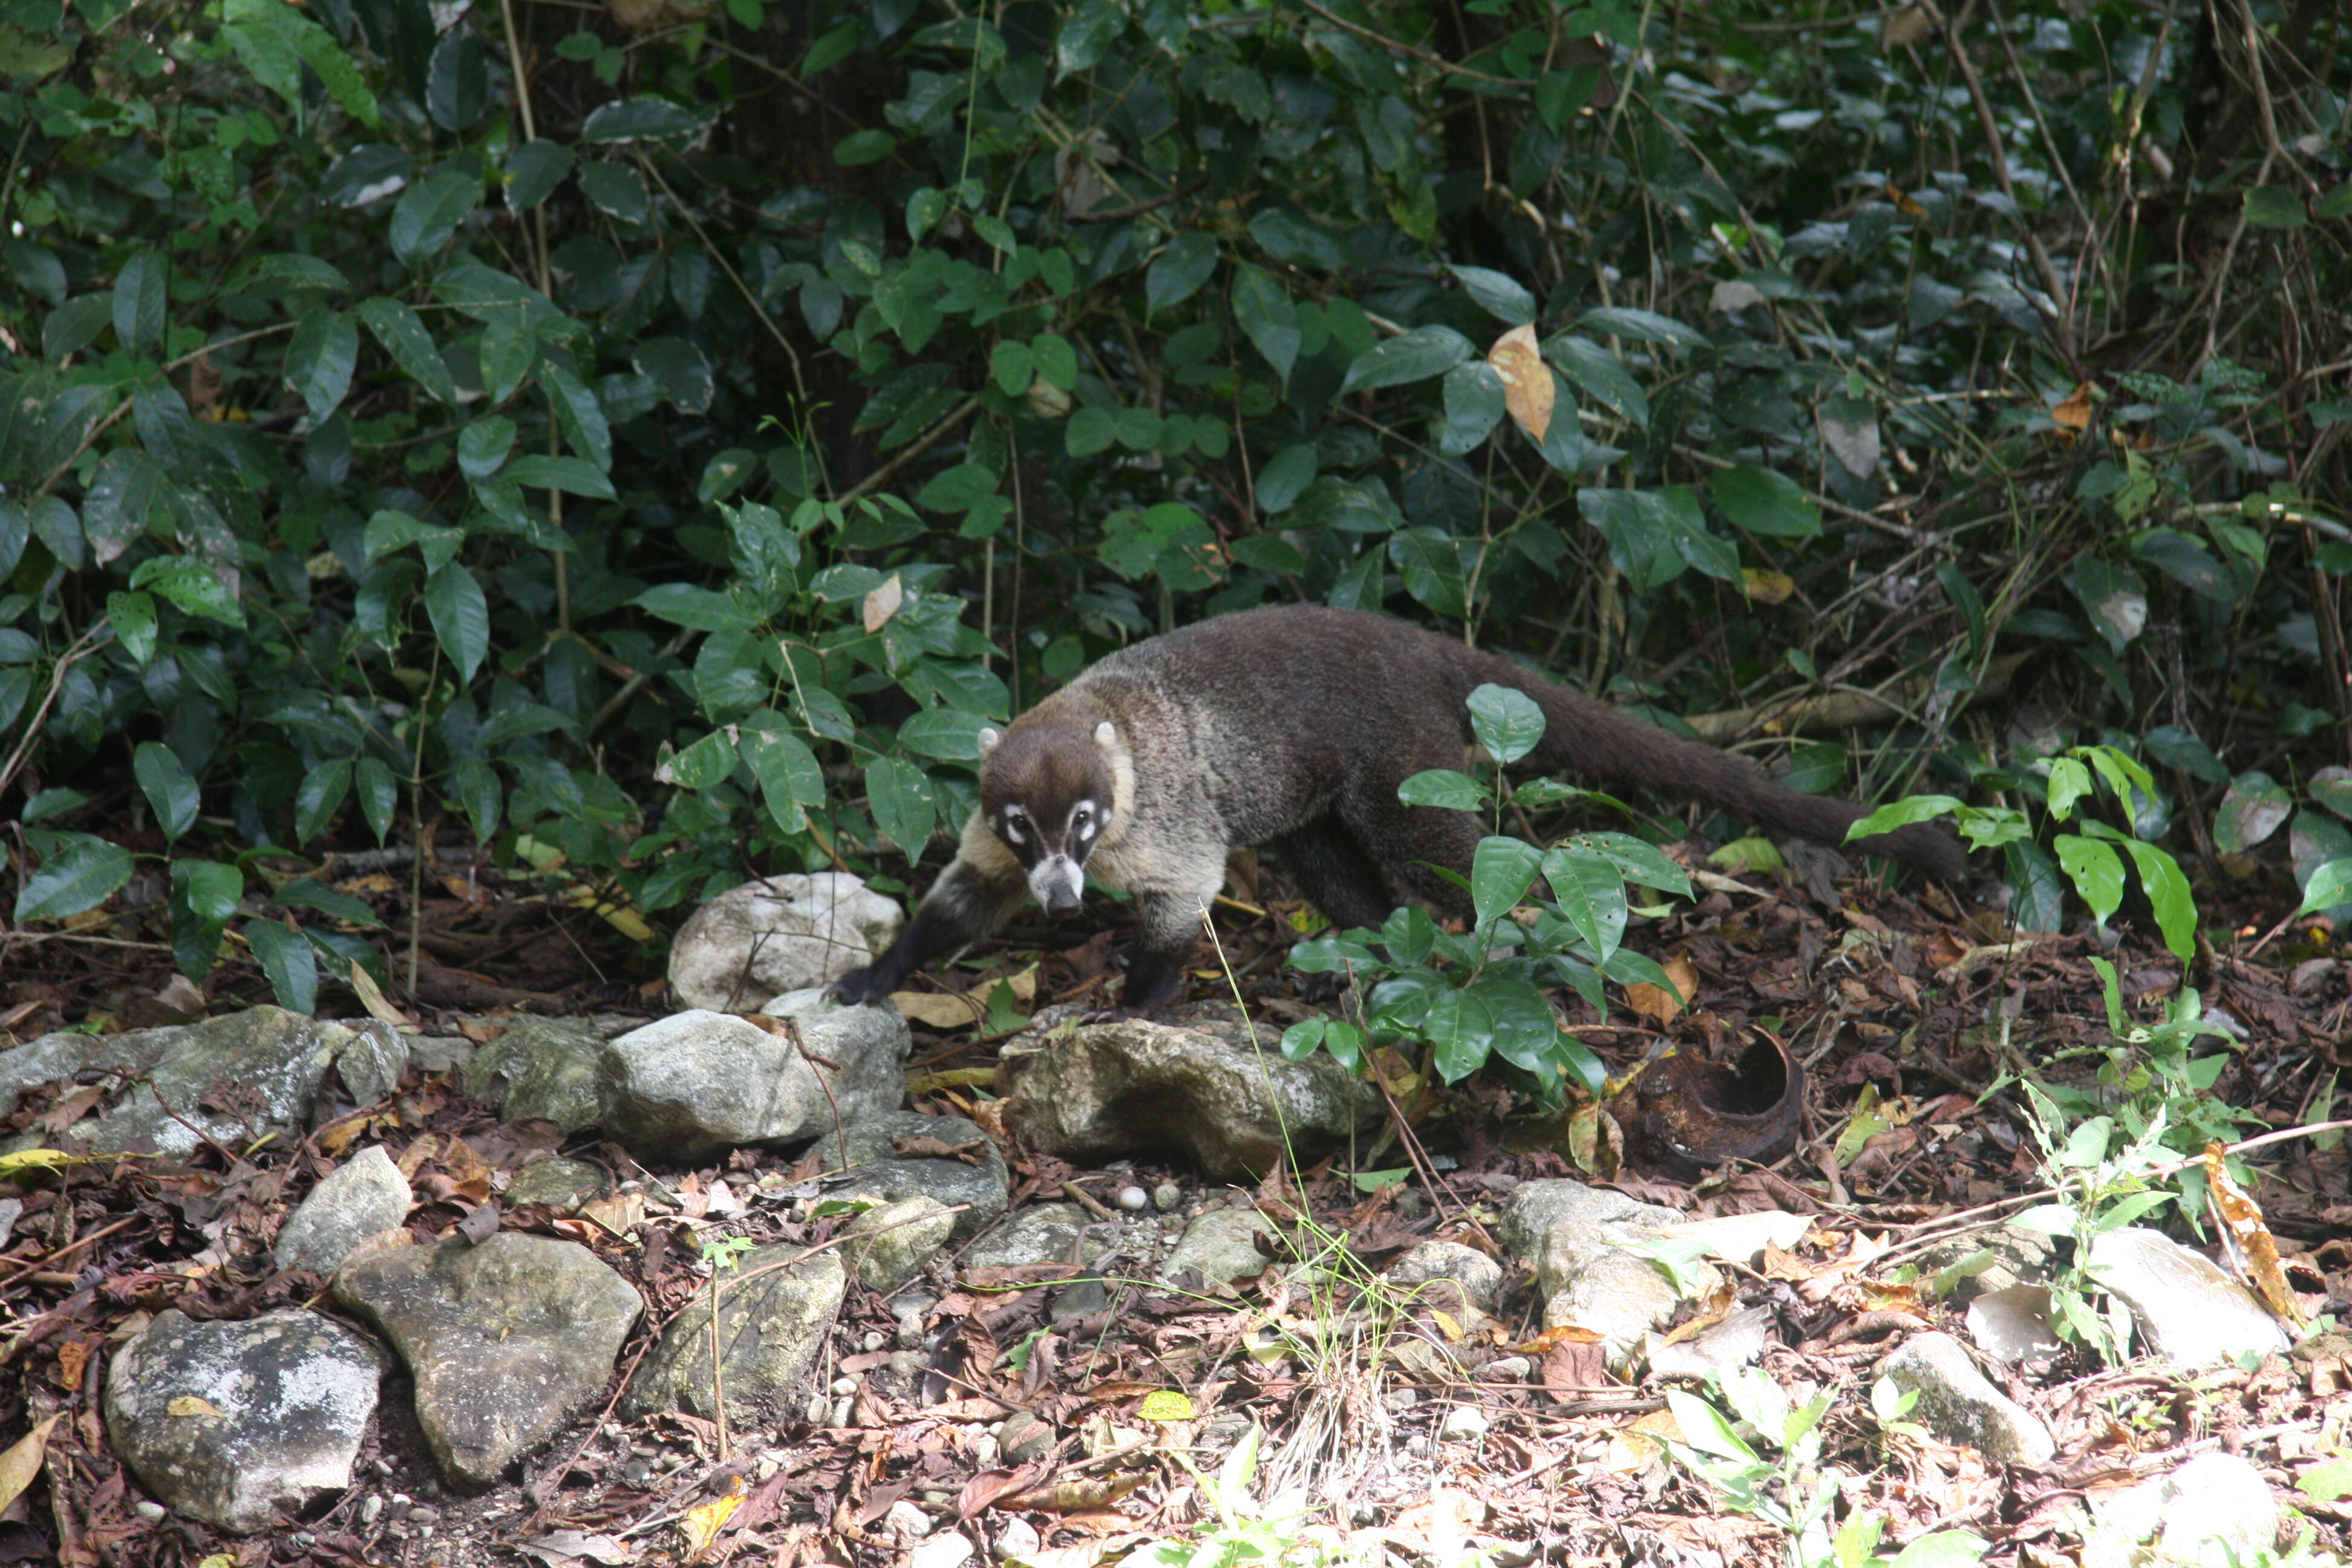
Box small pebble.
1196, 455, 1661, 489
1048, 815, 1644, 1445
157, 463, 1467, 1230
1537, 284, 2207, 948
832, 1396, 857, 1428
1403, 1434, 1431, 1459
881, 1499, 933, 1542
1116, 1186, 1148, 1212
133, 1500, 167, 1523
831, 1376, 860, 1397
1152, 1183, 1181, 1212
358, 1495, 383, 1528
407, 1505, 441, 1526
970, 1434, 999, 1468
1382, 1388, 1418, 1412
805, 1393, 829, 1424
861, 1329, 888, 1352
619, 1459, 651, 1485
993, 1517, 1041, 1561
290, 1532, 315, 1549
1487, 1355, 1532, 1383
389, 1492, 412, 1508
1439, 1405, 1490, 1442
756, 1455, 781, 1481
911, 1532, 977, 1568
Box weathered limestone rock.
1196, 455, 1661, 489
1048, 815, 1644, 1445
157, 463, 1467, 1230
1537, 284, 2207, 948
273, 1145, 411, 1276
668, 873, 904, 1012
1879, 1331, 2056, 1465
813, 1110, 1009, 1240
622, 1246, 846, 1426
840, 1195, 956, 1293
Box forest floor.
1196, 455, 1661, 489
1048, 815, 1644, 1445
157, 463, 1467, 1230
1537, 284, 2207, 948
1, 840, 2349, 1568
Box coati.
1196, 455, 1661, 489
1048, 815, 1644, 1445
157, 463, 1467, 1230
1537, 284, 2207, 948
828, 605, 1967, 1013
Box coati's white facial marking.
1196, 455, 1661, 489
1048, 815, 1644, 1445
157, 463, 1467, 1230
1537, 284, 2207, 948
1069, 798, 1099, 849
998, 807, 1027, 846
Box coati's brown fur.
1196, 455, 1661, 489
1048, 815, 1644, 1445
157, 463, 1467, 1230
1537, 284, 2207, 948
830, 606, 1967, 1013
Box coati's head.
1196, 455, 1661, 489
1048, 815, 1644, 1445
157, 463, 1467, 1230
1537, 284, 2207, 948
977, 716, 1120, 914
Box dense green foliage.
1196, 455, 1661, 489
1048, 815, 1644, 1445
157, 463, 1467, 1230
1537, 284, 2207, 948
2, 0, 2348, 1013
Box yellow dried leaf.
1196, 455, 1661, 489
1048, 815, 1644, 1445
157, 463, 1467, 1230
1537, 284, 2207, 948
0, 1149, 80, 1178
678, 1475, 744, 1557
1136, 1390, 1195, 1422
1743, 568, 1795, 604
0, 1416, 57, 1517
1488, 324, 1553, 442
347, 961, 415, 1028
168, 1396, 223, 1419
2051, 381, 2095, 437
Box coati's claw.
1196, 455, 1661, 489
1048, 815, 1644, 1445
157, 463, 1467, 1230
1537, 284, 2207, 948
825, 968, 889, 1006
1076, 1007, 1134, 1026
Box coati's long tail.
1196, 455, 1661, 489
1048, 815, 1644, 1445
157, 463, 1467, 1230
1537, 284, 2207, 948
1479, 656, 1969, 881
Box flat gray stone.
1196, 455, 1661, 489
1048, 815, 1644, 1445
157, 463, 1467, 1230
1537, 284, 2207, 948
669, 873, 904, 1012
2085, 1227, 2291, 1367
332, 1234, 641, 1486
1, 1007, 385, 1157
460, 1016, 614, 1134
962, 1204, 1104, 1272
998, 1010, 1380, 1181
840, 1195, 956, 1294
600, 995, 907, 1166
1388, 1240, 1502, 1314
506, 1157, 610, 1210
105, 1309, 385, 1534
1158, 1207, 1275, 1288
622, 1244, 845, 1426
273, 1145, 411, 1276
1880, 1331, 2054, 1465
1498, 1178, 1685, 1261
814, 1110, 1008, 1240
2081, 1451, 2277, 1568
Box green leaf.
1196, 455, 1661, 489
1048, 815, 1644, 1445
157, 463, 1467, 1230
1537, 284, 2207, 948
82, 449, 162, 563
898, 707, 992, 760
296, 759, 351, 845
834, 129, 897, 166
354, 756, 398, 845
247, 920, 319, 1014
581, 95, 719, 143
129, 556, 243, 627
1447, 265, 1536, 325
1846, 795, 1962, 840
1467, 682, 1546, 765
426, 28, 487, 131
170, 859, 243, 978
503, 452, 618, 499
14, 832, 134, 922
1543, 843, 1628, 965
1031, 332, 1077, 388
635, 583, 756, 630
990, 339, 1034, 397
1145, 232, 1218, 313
108, 590, 157, 666
364, 508, 463, 572
2115, 837, 2196, 962
457, 416, 516, 482
1423, 987, 1494, 1083
1545, 335, 1649, 430
454, 758, 501, 841
505, 139, 574, 211
285, 309, 359, 423
274, 878, 383, 926
134, 741, 200, 841
112, 250, 166, 354
2213, 769, 2292, 853
1437, 361, 1506, 455
424, 563, 490, 682
388, 169, 480, 264
1576, 306, 1711, 349
356, 296, 457, 402
2242, 186, 2307, 230
1341, 325, 1475, 394
2055, 834, 2125, 925
745, 730, 825, 831
1578, 832, 1692, 896
1397, 769, 1486, 811
1230, 264, 1301, 386
1471, 835, 1543, 927
2298, 859, 2352, 920
1710, 465, 1821, 538
866, 756, 936, 861
1255, 444, 1318, 514
663, 728, 737, 790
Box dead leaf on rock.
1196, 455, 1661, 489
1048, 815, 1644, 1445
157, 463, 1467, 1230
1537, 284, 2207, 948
166, 1396, 222, 1419
1626, 953, 1697, 1023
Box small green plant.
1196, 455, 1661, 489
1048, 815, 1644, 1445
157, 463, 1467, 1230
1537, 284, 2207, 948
1284, 684, 1690, 1095
1128, 1425, 1347, 1568
1665, 1367, 1988, 1568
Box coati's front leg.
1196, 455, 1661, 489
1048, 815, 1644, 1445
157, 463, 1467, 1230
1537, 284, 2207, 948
1111, 883, 1226, 1016
828, 858, 1026, 1006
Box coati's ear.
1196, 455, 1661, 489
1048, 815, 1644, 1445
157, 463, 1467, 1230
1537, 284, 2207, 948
978, 727, 1001, 754
1093, 720, 1117, 749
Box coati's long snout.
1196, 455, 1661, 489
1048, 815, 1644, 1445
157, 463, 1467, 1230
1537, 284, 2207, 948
827, 605, 1968, 1013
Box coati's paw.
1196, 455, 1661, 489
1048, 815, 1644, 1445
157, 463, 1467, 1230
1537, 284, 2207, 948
823, 967, 893, 1007
1293, 970, 1354, 1006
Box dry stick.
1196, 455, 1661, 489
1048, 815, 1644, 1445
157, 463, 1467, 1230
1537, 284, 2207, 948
0, 624, 106, 803
0, 1217, 139, 1298
783, 1017, 848, 1166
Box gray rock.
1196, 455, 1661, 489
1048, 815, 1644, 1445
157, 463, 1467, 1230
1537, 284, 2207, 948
274, 1146, 411, 1276
1520, 1182, 1714, 1373
840, 1195, 956, 1294
993, 1516, 1041, 1562
622, 1244, 846, 1427
460, 1016, 614, 1133
2085, 1227, 2291, 1367
1438, 1404, 1490, 1442
1912, 1223, 2060, 1304
963, 1204, 1103, 1272
329, 1019, 410, 1105
998, 1010, 1380, 1181
2080, 1451, 2277, 1568
105, 1309, 385, 1534
998, 1411, 1053, 1465
506, 1157, 610, 1210
333, 1235, 641, 1486
813, 1111, 1008, 1240
404, 1034, 475, 1075
668, 873, 904, 1013
1965, 1284, 2063, 1364
1, 1007, 386, 1157
1879, 1331, 2055, 1465
1387, 1240, 1502, 1314
1498, 1178, 1685, 1261
1159, 1208, 1276, 1288
911, 1530, 976, 1568
601, 996, 907, 1166
1646, 1304, 1773, 1383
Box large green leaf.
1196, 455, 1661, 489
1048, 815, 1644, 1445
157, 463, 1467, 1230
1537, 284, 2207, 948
388, 169, 480, 263
112, 250, 166, 354
1341, 325, 1475, 394
285, 309, 359, 423
134, 741, 200, 841
865, 757, 936, 861
1710, 465, 1821, 538
247, 919, 319, 1014
15, 833, 134, 922
1471, 835, 1543, 927
356, 296, 457, 402
1468, 683, 1546, 765
424, 563, 489, 682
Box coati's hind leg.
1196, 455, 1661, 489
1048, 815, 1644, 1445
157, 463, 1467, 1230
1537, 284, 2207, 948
1273, 817, 1397, 932
1340, 767, 1485, 924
